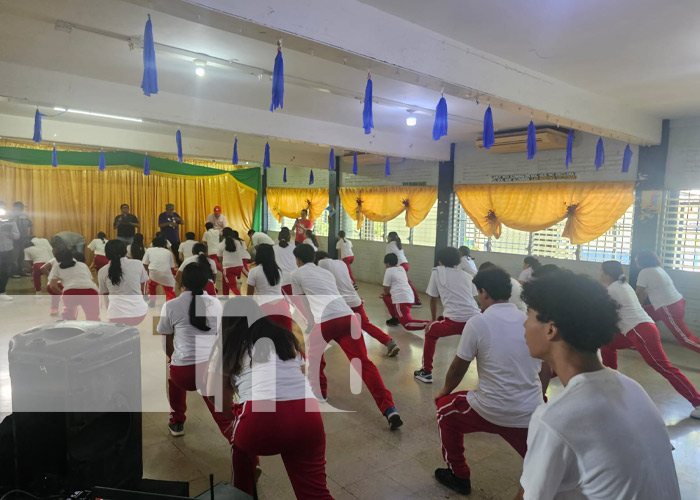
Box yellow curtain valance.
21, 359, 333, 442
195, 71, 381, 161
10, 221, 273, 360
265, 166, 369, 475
454, 181, 635, 245
339, 186, 438, 230
266, 187, 329, 222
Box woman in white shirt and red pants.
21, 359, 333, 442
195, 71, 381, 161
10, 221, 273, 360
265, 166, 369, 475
49, 249, 100, 321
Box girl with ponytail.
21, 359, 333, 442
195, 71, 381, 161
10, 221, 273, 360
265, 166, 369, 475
232, 230, 252, 278
127, 233, 146, 261
519, 256, 541, 284
246, 243, 292, 331
48, 248, 100, 320
98, 239, 149, 325
336, 230, 356, 286
87, 231, 109, 273
274, 227, 297, 295
218, 227, 244, 296
386, 231, 421, 306
175, 242, 219, 296
303, 230, 319, 251
600, 260, 700, 419
157, 258, 232, 437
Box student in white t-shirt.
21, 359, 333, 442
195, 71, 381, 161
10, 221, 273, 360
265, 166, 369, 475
48, 249, 100, 321
382, 253, 429, 331
635, 250, 700, 355
202, 222, 223, 272
274, 228, 297, 295
432, 267, 546, 495
335, 231, 356, 286
40, 257, 62, 315
246, 243, 291, 331
23, 237, 54, 295
98, 239, 149, 325
457, 245, 478, 277
235, 230, 252, 278
479, 262, 527, 312
157, 260, 231, 439
176, 243, 218, 297
518, 256, 541, 284
303, 230, 319, 251
178, 232, 198, 262
143, 237, 176, 307
600, 261, 700, 418
218, 227, 245, 296
87, 231, 108, 273
516, 269, 681, 500
386, 232, 421, 306
247, 229, 275, 247
414, 247, 480, 384
290, 244, 403, 430
126, 234, 146, 261
316, 251, 399, 357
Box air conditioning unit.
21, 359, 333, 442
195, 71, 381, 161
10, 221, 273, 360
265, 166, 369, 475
341, 153, 404, 165
476, 127, 570, 153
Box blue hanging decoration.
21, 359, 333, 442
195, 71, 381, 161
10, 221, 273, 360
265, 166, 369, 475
143, 154, 150, 175
175, 130, 183, 163
51, 145, 58, 168
232, 137, 238, 164
527, 121, 537, 160
622, 144, 633, 173
329, 148, 335, 171
565, 130, 574, 169
33, 109, 43, 143
309, 170, 314, 185
270, 40, 284, 111
263, 142, 271, 168
283, 167, 287, 183
99, 151, 106, 171
432, 94, 448, 140
141, 14, 158, 97
483, 105, 495, 149
363, 73, 373, 134
594, 137, 605, 170
384, 156, 391, 176
352, 152, 358, 175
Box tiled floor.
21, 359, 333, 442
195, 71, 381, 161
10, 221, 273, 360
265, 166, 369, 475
1, 275, 699, 499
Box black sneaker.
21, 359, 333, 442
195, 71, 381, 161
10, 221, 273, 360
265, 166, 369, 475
386, 340, 400, 357
414, 368, 433, 384
412, 302, 423, 308
435, 468, 471, 495
168, 422, 185, 437
386, 317, 399, 326
384, 407, 403, 431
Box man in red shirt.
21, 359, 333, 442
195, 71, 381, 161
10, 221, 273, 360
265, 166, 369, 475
292, 209, 313, 246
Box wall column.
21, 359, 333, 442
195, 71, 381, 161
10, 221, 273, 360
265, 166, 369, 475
328, 157, 340, 257
435, 143, 456, 265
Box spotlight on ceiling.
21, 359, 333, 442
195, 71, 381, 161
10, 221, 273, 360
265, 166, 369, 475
194, 59, 206, 77
406, 116, 417, 127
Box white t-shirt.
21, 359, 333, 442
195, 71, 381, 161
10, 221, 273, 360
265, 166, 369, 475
87, 238, 107, 256
385, 241, 408, 265
521, 369, 680, 500
202, 228, 221, 255
290, 263, 352, 323
636, 267, 683, 309
48, 261, 98, 292
607, 281, 653, 334
336, 239, 353, 259
382, 266, 414, 305
157, 291, 221, 366
303, 238, 318, 251
318, 259, 361, 308
97, 257, 149, 319
458, 256, 477, 276
234, 353, 313, 402
24, 242, 53, 264
142, 247, 175, 287
218, 239, 245, 268
250, 232, 275, 246
426, 267, 480, 322
239, 244, 251, 260
178, 240, 197, 259
246, 265, 283, 305
274, 243, 297, 287
456, 303, 542, 428
149, 240, 172, 249
510, 278, 527, 313
179, 254, 218, 278
518, 267, 534, 283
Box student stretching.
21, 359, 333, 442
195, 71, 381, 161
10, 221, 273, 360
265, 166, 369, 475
87, 231, 108, 273
291, 244, 403, 429
202, 222, 223, 272
157, 258, 232, 438
23, 237, 54, 296
98, 239, 149, 326
178, 232, 198, 262
41, 258, 61, 316
143, 237, 176, 307
316, 251, 399, 357
336, 231, 356, 286
635, 250, 700, 355
274, 227, 297, 296
478, 262, 526, 313
303, 230, 319, 251
414, 247, 481, 384
49, 249, 100, 320
457, 246, 477, 277
176, 243, 218, 296
599, 260, 700, 419
246, 243, 292, 331
382, 253, 429, 330
515, 269, 681, 500
518, 256, 541, 284
127, 233, 146, 260
219, 227, 244, 296
386, 232, 421, 306
232, 230, 251, 278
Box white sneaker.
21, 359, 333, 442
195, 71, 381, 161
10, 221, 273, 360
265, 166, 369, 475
691, 406, 700, 419
35, 291, 42, 299
0, 293, 13, 301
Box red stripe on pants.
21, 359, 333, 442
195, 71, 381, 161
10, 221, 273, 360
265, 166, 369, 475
94, 255, 109, 273
423, 318, 467, 372
31, 262, 45, 292
148, 280, 175, 301
601, 323, 700, 406
168, 362, 233, 440
342, 256, 356, 285
223, 267, 242, 296
351, 301, 391, 345
230, 399, 332, 499
436, 391, 528, 479
644, 299, 700, 354
62, 288, 100, 321
308, 315, 395, 415
382, 295, 429, 331
400, 262, 421, 304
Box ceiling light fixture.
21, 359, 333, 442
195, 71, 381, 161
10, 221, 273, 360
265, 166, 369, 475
194, 59, 206, 77
53, 107, 142, 122
406, 116, 417, 127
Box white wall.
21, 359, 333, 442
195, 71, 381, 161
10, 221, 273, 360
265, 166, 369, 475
664, 118, 700, 190
340, 158, 440, 187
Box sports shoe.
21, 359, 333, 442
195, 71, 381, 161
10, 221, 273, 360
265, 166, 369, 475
168, 422, 185, 437
434, 468, 471, 495
0, 293, 13, 301
386, 340, 400, 357
35, 291, 42, 298
412, 302, 423, 308
691, 406, 700, 419
384, 407, 403, 431
50, 308, 59, 317
414, 368, 433, 383
386, 317, 399, 326
353, 284, 358, 290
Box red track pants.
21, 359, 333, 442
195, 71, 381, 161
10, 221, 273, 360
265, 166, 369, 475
223, 266, 242, 296
260, 298, 293, 332
31, 262, 45, 292
148, 280, 175, 301
208, 254, 223, 273
422, 317, 467, 372
351, 301, 391, 345
342, 256, 356, 285
382, 295, 429, 331
94, 255, 109, 273
644, 299, 700, 354
62, 288, 100, 321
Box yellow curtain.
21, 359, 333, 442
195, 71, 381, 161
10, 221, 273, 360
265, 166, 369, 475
266, 188, 329, 222
454, 182, 635, 244
339, 186, 438, 229
0, 163, 256, 245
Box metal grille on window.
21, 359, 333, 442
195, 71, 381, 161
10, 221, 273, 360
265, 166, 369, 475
449, 195, 489, 251
314, 209, 330, 237
359, 219, 384, 241
580, 204, 634, 264
410, 202, 438, 246
266, 205, 282, 232
660, 190, 700, 272
531, 220, 577, 260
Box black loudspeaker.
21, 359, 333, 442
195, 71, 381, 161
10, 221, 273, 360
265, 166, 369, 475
6, 321, 143, 494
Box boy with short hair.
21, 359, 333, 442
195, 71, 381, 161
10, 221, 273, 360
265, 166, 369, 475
178, 232, 198, 261
382, 253, 429, 330
202, 222, 222, 272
